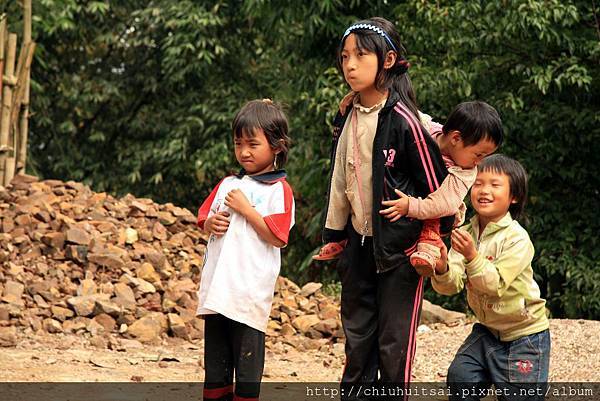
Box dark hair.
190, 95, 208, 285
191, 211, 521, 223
478, 154, 528, 220
443, 101, 504, 147
337, 17, 419, 117
232, 99, 291, 168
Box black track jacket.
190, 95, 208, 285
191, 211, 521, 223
322, 90, 455, 273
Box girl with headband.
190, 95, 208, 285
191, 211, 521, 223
314, 17, 455, 394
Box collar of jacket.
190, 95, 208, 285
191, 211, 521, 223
235, 169, 287, 184
340, 89, 402, 118
469, 212, 513, 239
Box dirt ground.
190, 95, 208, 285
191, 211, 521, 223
0, 319, 598, 400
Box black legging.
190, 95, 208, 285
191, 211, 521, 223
338, 227, 424, 400
203, 314, 265, 401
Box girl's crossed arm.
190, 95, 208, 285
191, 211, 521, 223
224, 189, 286, 248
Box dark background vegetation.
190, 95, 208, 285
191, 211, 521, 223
3, 0, 599, 318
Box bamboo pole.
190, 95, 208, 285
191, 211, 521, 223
7, 42, 35, 184
10, 42, 35, 128
0, 16, 6, 102
16, 0, 31, 175
0, 33, 17, 186
4, 130, 16, 185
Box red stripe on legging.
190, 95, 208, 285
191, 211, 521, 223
203, 384, 234, 399
233, 395, 259, 401
404, 276, 424, 398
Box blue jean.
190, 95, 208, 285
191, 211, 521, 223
448, 323, 551, 401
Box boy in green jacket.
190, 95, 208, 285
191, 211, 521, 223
433, 154, 550, 401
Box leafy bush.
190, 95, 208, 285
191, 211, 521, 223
7, 0, 598, 318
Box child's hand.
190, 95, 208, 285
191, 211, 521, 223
451, 228, 477, 262
204, 211, 230, 237
379, 189, 410, 222
224, 189, 253, 216
434, 243, 449, 274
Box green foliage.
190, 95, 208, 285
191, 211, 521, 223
17, 0, 600, 318
393, 0, 600, 318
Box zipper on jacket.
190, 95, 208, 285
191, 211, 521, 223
361, 221, 367, 246
475, 228, 485, 320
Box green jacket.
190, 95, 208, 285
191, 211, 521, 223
432, 213, 549, 341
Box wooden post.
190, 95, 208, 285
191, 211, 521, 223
7, 41, 34, 184
0, 33, 17, 186
0, 16, 6, 100
16, 0, 31, 175
10, 43, 35, 129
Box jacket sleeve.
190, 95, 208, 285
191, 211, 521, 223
324, 123, 351, 230
464, 230, 534, 298
322, 109, 351, 243
431, 247, 467, 295
407, 166, 476, 219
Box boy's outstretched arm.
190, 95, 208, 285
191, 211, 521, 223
453, 228, 534, 298
381, 169, 474, 222
431, 244, 466, 296
434, 244, 449, 274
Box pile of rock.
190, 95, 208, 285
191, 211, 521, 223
0, 175, 350, 347
268, 279, 343, 350
0, 175, 208, 345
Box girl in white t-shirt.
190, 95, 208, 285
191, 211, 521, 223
197, 99, 294, 401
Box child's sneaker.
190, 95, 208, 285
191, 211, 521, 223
410, 219, 444, 277
410, 242, 441, 277
312, 240, 348, 261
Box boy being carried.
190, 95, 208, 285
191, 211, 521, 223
380, 101, 503, 276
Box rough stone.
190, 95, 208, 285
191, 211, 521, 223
67, 296, 97, 317
421, 300, 466, 325
300, 282, 322, 297
136, 263, 161, 284
292, 315, 321, 334
0, 327, 17, 347
93, 314, 117, 332
127, 313, 167, 343
51, 306, 75, 322
167, 313, 188, 339
65, 227, 91, 246
42, 318, 63, 333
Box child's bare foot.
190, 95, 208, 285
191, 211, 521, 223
312, 240, 348, 261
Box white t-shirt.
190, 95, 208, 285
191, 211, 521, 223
196, 171, 295, 332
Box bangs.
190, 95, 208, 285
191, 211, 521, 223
338, 30, 382, 65
233, 112, 263, 139
477, 163, 504, 175
478, 155, 513, 177
233, 126, 261, 139
354, 32, 380, 54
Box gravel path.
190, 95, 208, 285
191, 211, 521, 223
1, 319, 597, 383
